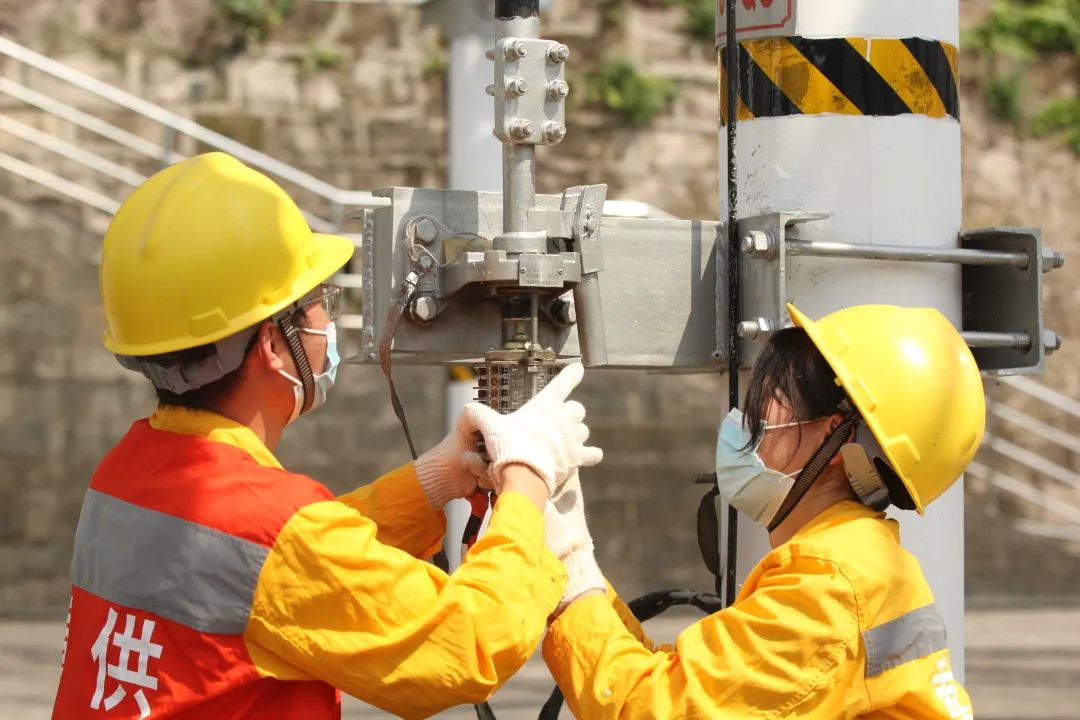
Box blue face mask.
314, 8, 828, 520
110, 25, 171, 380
715, 408, 806, 527
279, 322, 340, 420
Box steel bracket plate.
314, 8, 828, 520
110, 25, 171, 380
357, 187, 721, 370
493, 37, 567, 146
732, 212, 828, 368
960, 227, 1047, 376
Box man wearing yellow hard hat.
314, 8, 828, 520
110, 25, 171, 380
537, 304, 981, 718
51, 152, 602, 719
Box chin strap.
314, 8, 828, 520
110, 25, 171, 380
767, 400, 861, 532
277, 312, 316, 415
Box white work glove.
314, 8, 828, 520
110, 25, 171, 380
414, 422, 489, 510
545, 471, 605, 611
460, 363, 603, 494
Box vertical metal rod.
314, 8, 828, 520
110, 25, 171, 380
502, 144, 536, 232
723, 0, 740, 608
496, 1, 540, 235
530, 291, 540, 344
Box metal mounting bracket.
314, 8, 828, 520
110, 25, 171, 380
357, 186, 721, 369
733, 214, 1064, 375
960, 227, 1060, 376
733, 212, 829, 368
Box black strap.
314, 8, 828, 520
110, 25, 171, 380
277, 313, 315, 415
767, 401, 860, 532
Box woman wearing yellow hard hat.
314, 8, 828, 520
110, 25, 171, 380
53, 153, 602, 719
540, 303, 982, 719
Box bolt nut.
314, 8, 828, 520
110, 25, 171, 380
541, 121, 567, 143
411, 296, 438, 323
504, 39, 528, 61
549, 299, 577, 326
740, 230, 776, 259
547, 43, 570, 63
504, 77, 529, 97
485, 84, 496, 97
1042, 247, 1066, 272
737, 317, 776, 340
1044, 329, 1063, 354
413, 217, 438, 244
509, 117, 534, 140
545, 79, 570, 100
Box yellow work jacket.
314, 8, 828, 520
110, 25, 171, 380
58, 405, 566, 719
545, 501, 973, 719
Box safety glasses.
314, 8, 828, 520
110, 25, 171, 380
295, 284, 342, 325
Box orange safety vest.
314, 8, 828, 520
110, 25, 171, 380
52, 418, 340, 719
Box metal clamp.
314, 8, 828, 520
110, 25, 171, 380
735, 214, 1064, 375
492, 37, 568, 146
733, 212, 828, 367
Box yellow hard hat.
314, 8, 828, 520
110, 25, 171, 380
100, 152, 354, 356
787, 303, 985, 512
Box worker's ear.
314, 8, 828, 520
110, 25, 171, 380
253, 321, 287, 372
825, 414, 854, 468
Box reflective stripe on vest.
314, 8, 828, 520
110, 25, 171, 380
863, 602, 949, 677
72, 489, 268, 635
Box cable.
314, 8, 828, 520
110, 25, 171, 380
723, 0, 740, 608
379, 271, 421, 459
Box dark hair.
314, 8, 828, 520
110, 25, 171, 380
742, 326, 914, 510
154, 333, 259, 412
743, 327, 848, 451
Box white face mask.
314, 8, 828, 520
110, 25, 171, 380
714, 408, 810, 527
278, 323, 340, 422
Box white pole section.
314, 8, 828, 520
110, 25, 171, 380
719, 0, 966, 676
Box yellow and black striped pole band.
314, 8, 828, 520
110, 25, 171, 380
721, 37, 958, 123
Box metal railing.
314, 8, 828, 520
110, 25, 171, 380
0, 36, 389, 228
978, 376, 1080, 540
0, 35, 385, 329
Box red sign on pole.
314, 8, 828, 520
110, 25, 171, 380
716, 0, 797, 45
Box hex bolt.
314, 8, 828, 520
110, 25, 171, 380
549, 299, 577, 326
548, 43, 570, 63
413, 217, 438, 244
411, 296, 438, 323
417, 254, 434, 271
1042, 248, 1066, 272
737, 317, 776, 340
504, 39, 528, 61
740, 230, 776, 259
504, 77, 529, 97
1044, 330, 1063, 354
509, 117, 534, 140
545, 80, 570, 100
541, 121, 567, 143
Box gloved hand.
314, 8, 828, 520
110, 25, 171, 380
460, 363, 603, 495
545, 471, 606, 611
414, 422, 489, 510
